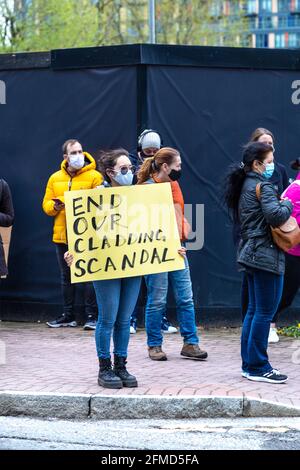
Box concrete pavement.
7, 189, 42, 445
0, 322, 299, 419
2, 416, 300, 450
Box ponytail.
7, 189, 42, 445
137, 157, 155, 184
223, 164, 247, 223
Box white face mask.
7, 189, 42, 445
69, 154, 85, 170
113, 171, 134, 186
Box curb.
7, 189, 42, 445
1, 391, 300, 419
0, 391, 89, 420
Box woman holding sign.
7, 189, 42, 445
137, 147, 208, 362
65, 149, 141, 389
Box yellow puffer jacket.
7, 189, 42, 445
42, 152, 103, 244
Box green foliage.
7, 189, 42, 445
0, 0, 249, 53
156, 0, 249, 47
278, 323, 300, 338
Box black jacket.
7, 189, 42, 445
270, 162, 289, 195
232, 161, 289, 245
0, 179, 14, 277
237, 171, 293, 275
129, 150, 143, 185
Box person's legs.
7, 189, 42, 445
130, 275, 177, 334
272, 253, 300, 324
113, 276, 141, 357
130, 277, 146, 333
144, 272, 168, 360
241, 272, 255, 374
83, 282, 98, 330
93, 279, 121, 359
93, 278, 124, 389
47, 243, 76, 327
169, 257, 207, 360
269, 254, 300, 344
241, 272, 249, 322
169, 257, 199, 345
111, 276, 141, 388
161, 273, 178, 333
144, 272, 168, 347
56, 243, 75, 317
247, 270, 284, 376
130, 303, 139, 333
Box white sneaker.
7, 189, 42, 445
130, 325, 136, 334
268, 327, 279, 343
241, 371, 249, 378
162, 325, 178, 334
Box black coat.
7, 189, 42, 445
232, 161, 289, 246
237, 172, 293, 275
0, 179, 14, 277
270, 161, 289, 195
129, 150, 142, 185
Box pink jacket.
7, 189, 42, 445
282, 172, 300, 256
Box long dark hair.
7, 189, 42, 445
223, 141, 273, 222
97, 148, 129, 183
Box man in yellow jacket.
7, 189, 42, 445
42, 139, 103, 329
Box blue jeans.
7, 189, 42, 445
130, 277, 170, 327
145, 257, 199, 347
93, 276, 141, 359
241, 269, 284, 375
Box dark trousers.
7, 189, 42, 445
241, 269, 284, 375
241, 272, 249, 322
273, 253, 300, 323
130, 277, 147, 323
55, 243, 97, 320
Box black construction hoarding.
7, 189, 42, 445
1, 44, 300, 325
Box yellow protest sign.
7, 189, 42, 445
64, 182, 185, 283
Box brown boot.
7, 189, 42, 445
181, 343, 208, 361
148, 346, 167, 361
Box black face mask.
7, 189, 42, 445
140, 150, 156, 160
168, 169, 182, 181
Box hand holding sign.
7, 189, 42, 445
64, 251, 74, 267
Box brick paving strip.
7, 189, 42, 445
0, 322, 299, 419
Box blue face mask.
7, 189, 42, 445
262, 162, 275, 179
113, 171, 134, 186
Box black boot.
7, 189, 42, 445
98, 358, 123, 389
113, 355, 138, 388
